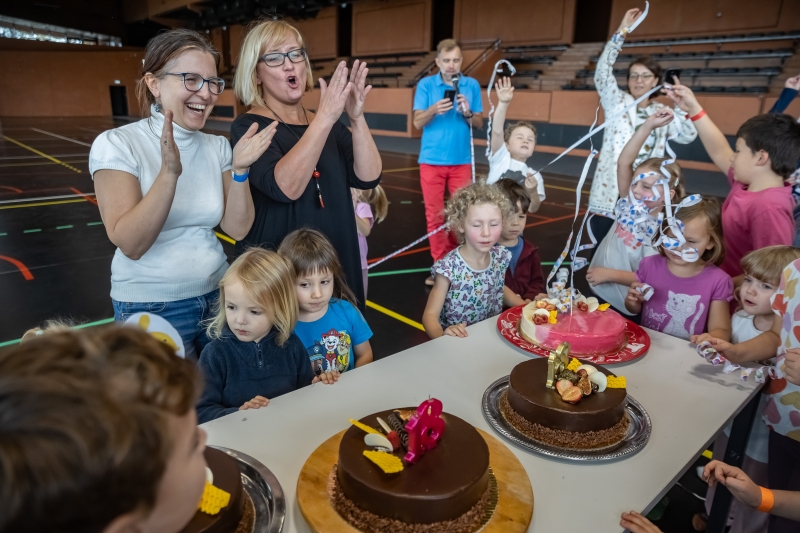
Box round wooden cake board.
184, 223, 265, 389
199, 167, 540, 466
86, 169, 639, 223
297, 428, 534, 533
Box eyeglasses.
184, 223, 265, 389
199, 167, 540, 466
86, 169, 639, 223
629, 72, 654, 81
260, 48, 307, 67
164, 73, 225, 94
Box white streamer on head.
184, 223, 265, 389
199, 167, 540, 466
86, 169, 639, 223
485, 59, 518, 160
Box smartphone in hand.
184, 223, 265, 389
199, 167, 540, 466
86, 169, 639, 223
444, 89, 456, 103
664, 68, 682, 85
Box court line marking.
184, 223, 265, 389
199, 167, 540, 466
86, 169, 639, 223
0, 193, 95, 205
31, 128, 92, 147
365, 300, 425, 331
0, 317, 116, 348
0, 186, 22, 193
368, 245, 430, 264
0, 255, 33, 281
0, 198, 87, 210
0, 159, 87, 168
0, 153, 88, 160
0, 135, 82, 172
70, 187, 98, 206
368, 267, 430, 277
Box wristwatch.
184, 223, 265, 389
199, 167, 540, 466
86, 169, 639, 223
463, 111, 474, 119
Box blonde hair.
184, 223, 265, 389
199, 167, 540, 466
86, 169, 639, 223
356, 186, 389, 224
234, 20, 314, 108
136, 29, 219, 116
21, 319, 77, 344
207, 248, 298, 346
445, 181, 514, 244
635, 157, 686, 201
278, 228, 357, 306
658, 197, 725, 266
741, 246, 800, 286
437, 39, 460, 56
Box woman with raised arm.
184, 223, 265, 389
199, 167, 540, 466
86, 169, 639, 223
231, 20, 382, 311
90, 29, 275, 359
588, 7, 697, 244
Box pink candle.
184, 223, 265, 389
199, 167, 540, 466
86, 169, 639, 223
404, 398, 445, 464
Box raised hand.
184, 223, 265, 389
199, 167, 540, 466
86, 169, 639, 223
618, 8, 643, 33
161, 109, 182, 177
665, 79, 703, 116
524, 172, 539, 193
239, 395, 270, 410
645, 107, 674, 129
496, 76, 514, 104
317, 61, 353, 126
232, 121, 277, 175
785, 74, 800, 91
345, 59, 372, 121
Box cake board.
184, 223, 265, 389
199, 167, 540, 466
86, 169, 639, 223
496, 305, 650, 364
296, 428, 533, 533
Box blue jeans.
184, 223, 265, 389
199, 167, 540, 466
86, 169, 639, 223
112, 289, 219, 360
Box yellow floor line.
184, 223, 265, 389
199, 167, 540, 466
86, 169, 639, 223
215, 231, 236, 245
0, 159, 87, 168
383, 166, 420, 173
365, 300, 425, 331
1, 135, 82, 173
545, 183, 590, 195
0, 198, 87, 210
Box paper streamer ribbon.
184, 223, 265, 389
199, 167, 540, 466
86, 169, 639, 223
485, 59, 518, 160
367, 224, 447, 270
697, 341, 782, 383
623, 1, 649, 33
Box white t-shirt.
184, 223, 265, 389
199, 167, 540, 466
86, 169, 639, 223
486, 144, 546, 203
89, 107, 232, 303
589, 219, 658, 314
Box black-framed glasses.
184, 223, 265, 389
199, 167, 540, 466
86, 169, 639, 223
164, 72, 225, 94
260, 48, 307, 67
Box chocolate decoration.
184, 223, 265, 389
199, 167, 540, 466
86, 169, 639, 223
387, 412, 409, 449
507, 359, 627, 433
180, 448, 245, 533
337, 409, 490, 524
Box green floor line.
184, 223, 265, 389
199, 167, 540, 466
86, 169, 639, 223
0, 317, 116, 348
56, 225, 73, 230
23, 228, 41, 233
368, 267, 431, 278
0, 233, 6, 236
400, 200, 412, 204
86, 221, 104, 226
541, 261, 572, 266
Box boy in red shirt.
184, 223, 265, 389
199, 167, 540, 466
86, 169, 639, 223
668, 81, 800, 285
496, 178, 545, 306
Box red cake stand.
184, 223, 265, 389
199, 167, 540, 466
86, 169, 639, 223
496, 305, 650, 364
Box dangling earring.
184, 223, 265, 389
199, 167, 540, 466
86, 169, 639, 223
154, 99, 162, 113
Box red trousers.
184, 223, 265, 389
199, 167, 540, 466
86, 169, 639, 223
420, 163, 472, 262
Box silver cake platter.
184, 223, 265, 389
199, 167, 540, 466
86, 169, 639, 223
481, 376, 651, 462
211, 446, 286, 533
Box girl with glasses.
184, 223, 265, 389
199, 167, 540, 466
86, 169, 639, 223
587, 6, 698, 248
230, 20, 382, 312
89, 29, 277, 359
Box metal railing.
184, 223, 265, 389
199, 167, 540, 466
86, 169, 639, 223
463, 38, 502, 77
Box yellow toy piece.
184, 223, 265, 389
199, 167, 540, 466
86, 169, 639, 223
607, 376, 627, 389
566, 358, 581, 372
198, 481, 231, 515
363, 450, 404, 474
598, 303, 611, 311
548, 310, 558, 324
349, 419, 381, 435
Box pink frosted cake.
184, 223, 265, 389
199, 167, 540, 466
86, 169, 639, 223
519, 297, 627, 356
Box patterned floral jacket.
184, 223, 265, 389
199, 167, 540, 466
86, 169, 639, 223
589, 35, 698, 214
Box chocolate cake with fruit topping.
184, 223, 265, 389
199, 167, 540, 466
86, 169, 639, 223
330, 406, 496, 533
180, 447, 255, 533
501, 357, 629, 450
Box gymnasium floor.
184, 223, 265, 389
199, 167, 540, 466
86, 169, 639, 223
0, 115, 710, 532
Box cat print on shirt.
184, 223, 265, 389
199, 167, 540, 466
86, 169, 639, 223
662, 291, 705, 340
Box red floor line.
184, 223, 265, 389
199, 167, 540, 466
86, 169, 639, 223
0, 255, 34, 280
0, 185, 22, 193
70, 187, 98, 206
381, 184, 423, 195
367, 245, 431, 264
526, 212, 584, 228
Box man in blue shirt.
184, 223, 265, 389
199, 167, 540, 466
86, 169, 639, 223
413, 39, 483, 283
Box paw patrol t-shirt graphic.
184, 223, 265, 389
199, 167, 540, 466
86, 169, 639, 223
294, 298, 372, 375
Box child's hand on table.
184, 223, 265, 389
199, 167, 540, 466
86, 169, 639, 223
620, 511, 662, 533
313, 369, 341, 385
240, 395, 269, 410
444, 322, 468, 338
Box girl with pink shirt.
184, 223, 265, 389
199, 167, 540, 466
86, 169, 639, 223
352, 186, 388, 298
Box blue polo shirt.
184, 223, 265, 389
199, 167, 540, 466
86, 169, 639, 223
413, 74, 483, 165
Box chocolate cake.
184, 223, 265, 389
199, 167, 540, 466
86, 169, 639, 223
181, 447, 253, 533
503, 358, 629, 449
333, 409, 492, 531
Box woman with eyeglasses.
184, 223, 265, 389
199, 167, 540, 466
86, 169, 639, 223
588, 7, 697, 244
89, 29, 276, 359
230, 20, 382, 311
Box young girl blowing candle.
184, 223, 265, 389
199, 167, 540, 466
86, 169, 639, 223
422, 181, 514, 338
196, 248, 331, 424
625, 197, 733, 341
279, 228, 374, 375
